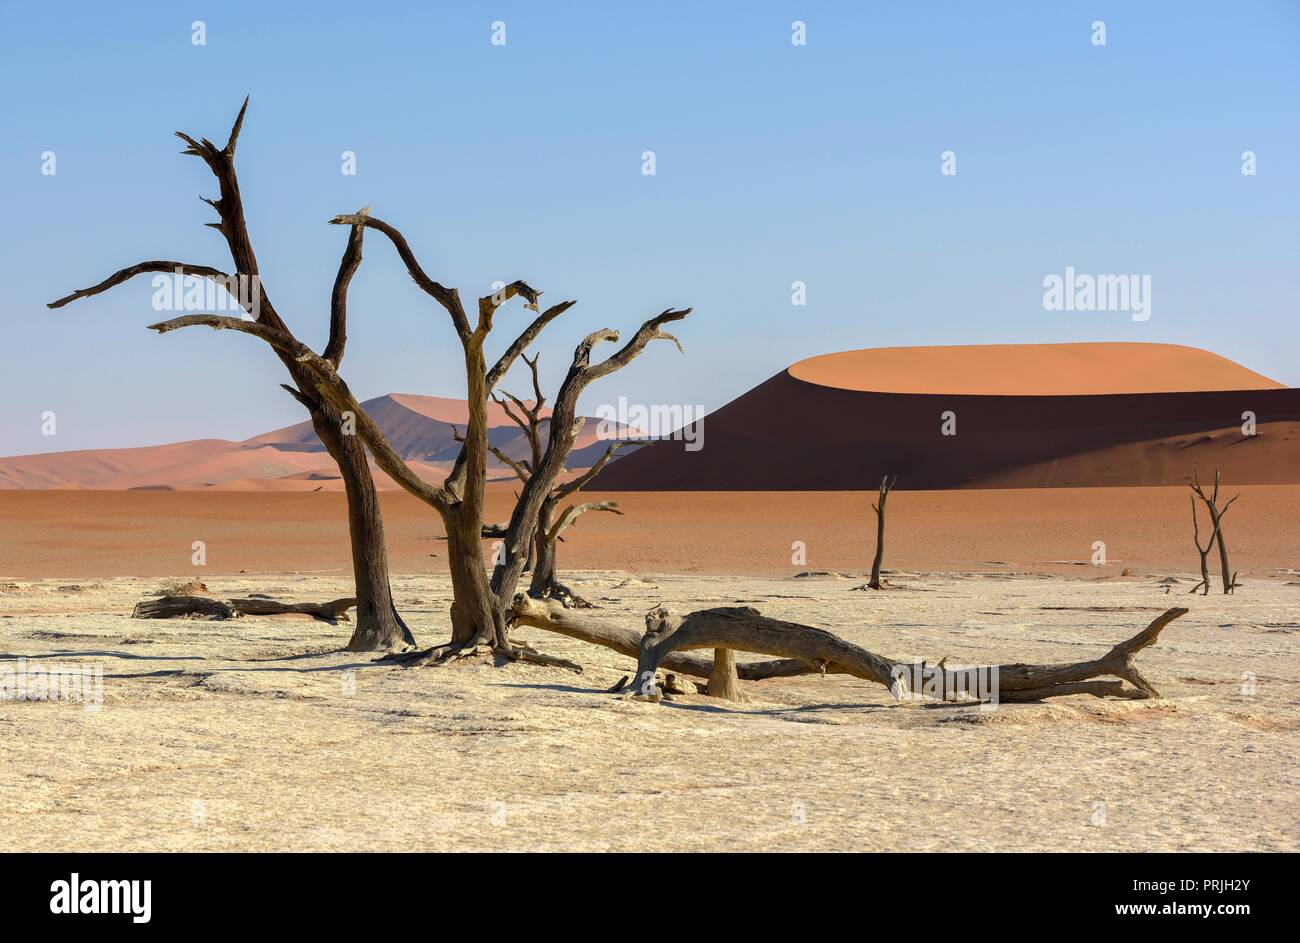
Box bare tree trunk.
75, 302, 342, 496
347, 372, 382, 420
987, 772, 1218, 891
510, 596, 1188, 703
867, 474, 896, 590
1190, 470, 1241, 595
489, 317, 687, 612
1187, 493, 1214, 596
133, 594, 356, 623
1213, 515, 1235, 594
510, 594, 809, 680
628, 605, 1188, 704
444, 510, 503, 647
314, 416, 415, 650
527, 497, 559, 596
706, 648, 747, 701
523, 497, 621, 607
49, 103, 416, 654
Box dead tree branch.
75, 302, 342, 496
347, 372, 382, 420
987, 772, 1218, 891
625, 605, 1188, 704
49, 100, 414, 652
489, 309, 691, 615
1190, 470, 1242, 594
133, 595, 357, 625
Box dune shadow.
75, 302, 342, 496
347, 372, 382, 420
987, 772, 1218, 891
242, 648, 347, 662
207, 660, 382, 675
1, 650, 204, 663
660, 699, 891, 717
496, 681, 612, 696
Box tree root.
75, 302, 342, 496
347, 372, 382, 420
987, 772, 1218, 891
373, 639, 583, 673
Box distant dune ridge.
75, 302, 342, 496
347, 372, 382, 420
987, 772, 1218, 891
6, 344, 1297, 491
0, 393, 620, 491
594, 342, 1300, 490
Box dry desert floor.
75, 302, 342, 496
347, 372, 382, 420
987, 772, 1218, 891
2, 569, 1297, 851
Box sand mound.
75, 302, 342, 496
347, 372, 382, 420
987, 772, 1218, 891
596, 342, 1300, 490
2, 393, 620, 491
789, 342, 1284, 396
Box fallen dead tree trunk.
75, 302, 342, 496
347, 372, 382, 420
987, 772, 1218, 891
510, 594, 1188, 704
131, 595, 237, 620
132, 595, 357, 624
508, 594, 812, 681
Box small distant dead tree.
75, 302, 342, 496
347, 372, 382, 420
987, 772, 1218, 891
485, 353, 635, 607
48, 99, 414, 653
866, 474, 897, 589
1187, 494, 1216, 596
1189, 470, 1241, 594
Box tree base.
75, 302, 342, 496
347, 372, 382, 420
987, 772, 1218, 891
375, 640, 583, 673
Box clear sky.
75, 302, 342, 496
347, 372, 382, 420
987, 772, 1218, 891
3, 1, 1297, 455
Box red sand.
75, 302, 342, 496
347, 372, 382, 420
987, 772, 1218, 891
1, 485, 1295, 580
789, 342, 1285, 395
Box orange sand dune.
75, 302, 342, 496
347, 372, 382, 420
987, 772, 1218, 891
790, 342, 1285, 395
389, 393, 548, 426
2, 393, 610, 491
597, 343, 1300, 491
108, 445, 330, 490
0, 439, 238, 489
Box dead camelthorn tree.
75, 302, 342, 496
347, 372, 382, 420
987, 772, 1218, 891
1189, 470, 1241, 594
866, 474, 897, 590
1187, 494, 1216, 596
257, 214, 689, 666
47, 99, 415, 653
485, 316, 689, 618
486, 352, 635, 608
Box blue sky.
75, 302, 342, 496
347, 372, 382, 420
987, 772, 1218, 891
3, 1, 1297, 454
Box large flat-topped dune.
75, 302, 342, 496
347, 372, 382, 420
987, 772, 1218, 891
594, 342, 1300, 490
789, 343, 1285, 396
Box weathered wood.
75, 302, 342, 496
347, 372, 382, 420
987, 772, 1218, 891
867, 474, 896, 590
509, 594, 817, 681
228, 597, 357, 623
487, 321, 684, 616
1190, 470, 1241, 595
625, 605, 1188, 704
132, 595, 238, 620
706, 648, 747, 701
513, 595, 1188, 705
1188, 493, 1215, 595
303, 214, 583, 651
132, 594, 357, 624
49, 100, 413, 653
